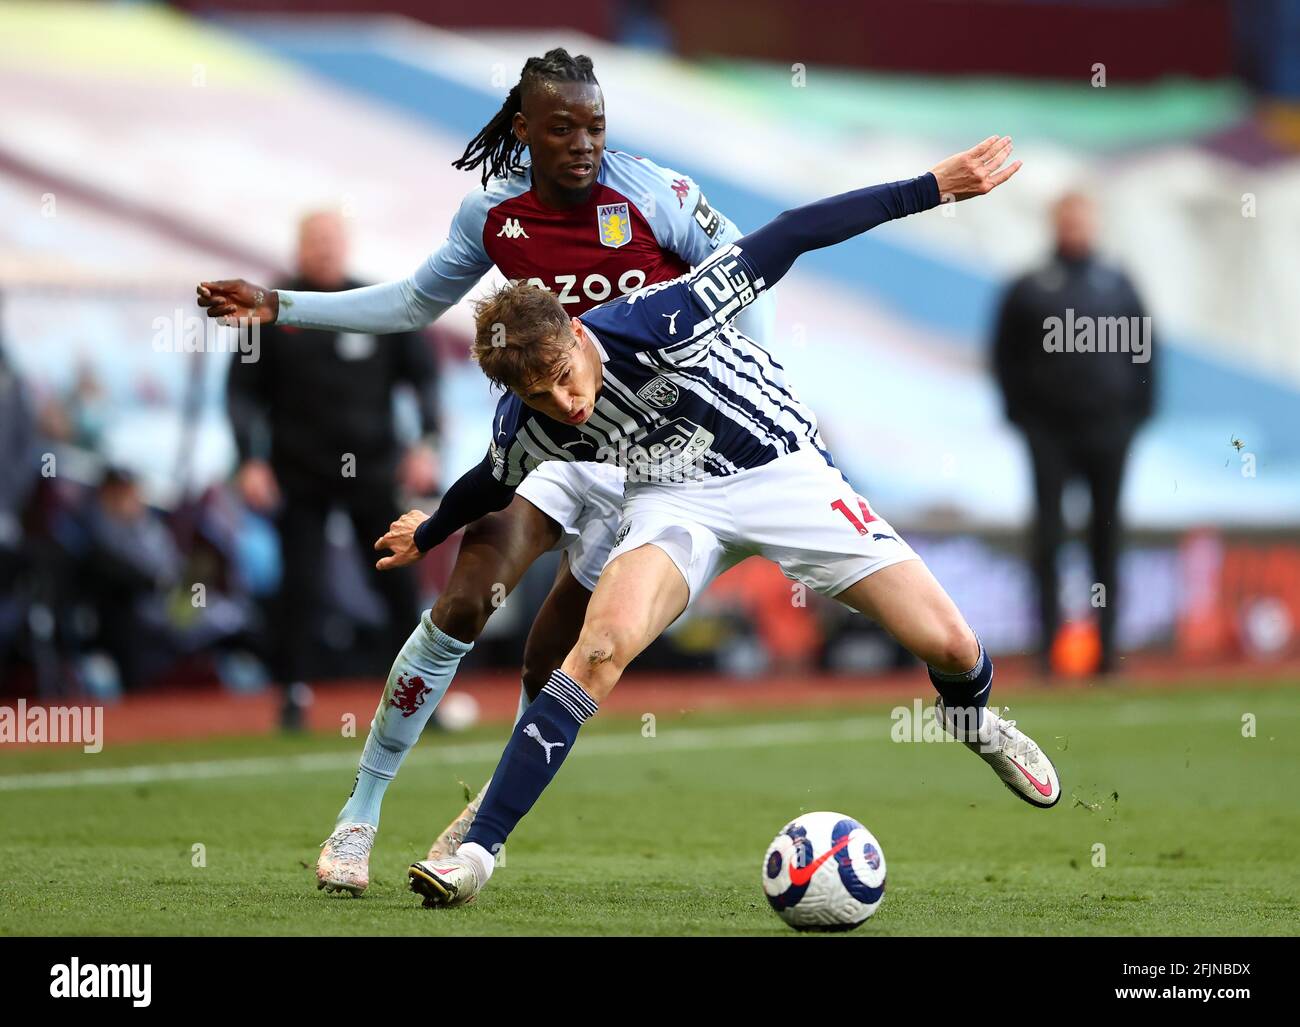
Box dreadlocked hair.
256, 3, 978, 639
453, 48, 599, 187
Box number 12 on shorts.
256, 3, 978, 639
831, 497, 878, 535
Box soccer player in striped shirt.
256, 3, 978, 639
198, 48, 772, 895
382, 135, 1064, 909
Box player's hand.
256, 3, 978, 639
929, 136, 1021, 203
374, 509, 429, 571
197, 279, 279, 325
235, 459, 281, 513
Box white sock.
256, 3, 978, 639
459, 841, 495, 883
336, 613, 472, 827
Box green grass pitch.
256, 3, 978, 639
1, 682, 1297, 936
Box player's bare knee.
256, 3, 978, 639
583, 640, 615, 671
430, 586, 494, 643
576, 621, 625, 675
929, 621, 980, 675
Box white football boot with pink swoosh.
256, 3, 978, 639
409, 848, 488, 908
937, 699, 1061, 808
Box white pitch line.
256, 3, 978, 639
0, 717, 885, 793
4, 698, 1292, 793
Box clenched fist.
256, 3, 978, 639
197, 279, 279, 326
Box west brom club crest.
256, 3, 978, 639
597, 202, 632, 249
637, 375, 679, 409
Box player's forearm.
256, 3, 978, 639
740, 174, 940, 287
413, 456, 516, 553
276, 277, 448, 334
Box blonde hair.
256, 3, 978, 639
472, 282, 574, 390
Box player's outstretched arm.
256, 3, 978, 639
197, 275, 447, 335
373, 455, 517, 568
199, 191, 494, 334
736, 135, 1020, 291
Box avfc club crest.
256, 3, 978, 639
636, 375, 679, 410
388, 674, 431, 718
597, 202, 632, 249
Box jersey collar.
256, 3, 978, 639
583, 323, 610, 363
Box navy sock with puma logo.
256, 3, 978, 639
463, 670, 598, 855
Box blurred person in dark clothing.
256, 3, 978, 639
0, 341, 36, 572
81, 469, 183, 690
992, 191, 1154, 675
0, 333, 39, 675
226, 211, 440, 707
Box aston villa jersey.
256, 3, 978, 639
411, 150, 740, 315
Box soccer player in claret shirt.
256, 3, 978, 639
197, 49, 772, 895
379, 135, 1063, 909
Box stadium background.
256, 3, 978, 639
3, 0, 1298, 711
1, 0, 1298, 940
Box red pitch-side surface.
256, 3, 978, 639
4, 657, 1297, 747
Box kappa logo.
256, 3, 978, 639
597, 202, 632, 248
670, 177, 690, 208
637, 375, 679, 409
388, 674, 432, 718
497, 218, 529, 239
662, 310, 680, 335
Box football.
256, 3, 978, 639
762, 812, 887, 931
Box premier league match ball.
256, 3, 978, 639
762, 812, 886, 931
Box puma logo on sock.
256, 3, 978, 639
523, 723, 565, 764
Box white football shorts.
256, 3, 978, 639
604, 445, 918, 605
514, 460, 625, 592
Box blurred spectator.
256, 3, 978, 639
69, 361, 109, 451
81, 468, 182, 690
0, 332, 38, 674
992, 191, 1155, 675
226, 210, 441, 710
35, 469, 260, 695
